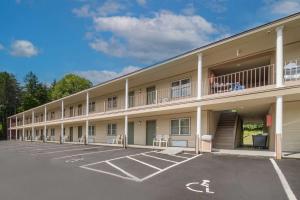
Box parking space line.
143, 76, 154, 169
183, 152, 196, 156
81, 151, 153, 167
141, 153, 178, 163
106, 161, 140, 182
153, 152, 187, 159
80, 165, 137, 182
53, 148, 123, 160
19, 145, 79, 152
127, 156, 162, 171
140, 154, 201, 182
270, 158, 297, 200
32, 146, 102, 155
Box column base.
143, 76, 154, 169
275, 134, 282, 160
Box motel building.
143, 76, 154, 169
7, 13, 300, 160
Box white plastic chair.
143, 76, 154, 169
160, 135, 169, 147
153, 134, 163, 147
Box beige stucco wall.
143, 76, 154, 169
283, 100, 300, 152
89, 111, 211, 148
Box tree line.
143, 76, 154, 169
0, 71, 92, 140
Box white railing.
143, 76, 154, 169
64, 107, 86, 118
47, 111, 62, 121
208, 64, 275, 94
128, 82, 197, 108
284, 59, 300, 82
104, 98, 125, 112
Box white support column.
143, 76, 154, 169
124, 115, 128, 148
276, 26, 284, 87
196, 106, 201, 154
275, 96, 283, 159
61, 100, 64, 119
9, 117, 11, 140
43, 106, 47, 142
60, 123, 64, 144
22, 113, 25, 141
85, 120, 89, 145
197, 53, 203, 99
125, 79, 129, 110
15, 116, 18, 140
196, 53, 203, 154
31, 110, 35, 141
86, 92, 89, 116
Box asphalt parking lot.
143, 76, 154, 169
0, 141, 299, 200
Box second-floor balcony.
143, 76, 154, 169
284, 59, 300, 82
208, 64, 275, 95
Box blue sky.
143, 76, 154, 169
0, 0, 299, 85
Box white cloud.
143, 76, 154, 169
10, 40, 39, 57
136, 0, 146, 6
73, 0, 125, 17
203, 0, 227, 13
90, 11, 218, 62
182, 3, 196, 15
72, 4, 92, 17
269, 0, 300, 15
0, 43, 4, 50
75, 66, 140, 84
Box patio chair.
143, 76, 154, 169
79, 136, 85, 143
112, 135, 120, 144
160, 135, 169, 147
117, 134, 124, 144
153, 135, 163, 147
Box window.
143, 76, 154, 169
78, 104, 82, 115
89, 101, 96, 112
51, 112, 55, 120
88, 126, 95, 137
107, 97, 117, 109
50, 128, 55, 137
171, 118, 190, 135
128, 91, 135, 108
78, 126, 82, 139
70, 106, 74, 117
107, 123, 117, 136
146, 86, 156, 105
171, 78, 191, 98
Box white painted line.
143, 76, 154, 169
32, 146, 102, 155
153, 152, 187, 159
140, 154, 201, 182
53, 148, 123, 160
270, 158, 297, 200
127, 156, 162, 171
81, 151, 153, 167
141, 153, 178, 164
106, 161, 140, 181
183, 152, 197, 156
80, 165, 138, 182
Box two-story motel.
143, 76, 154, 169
7, 13, 300, 159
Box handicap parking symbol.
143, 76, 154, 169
186, 180, 214, 194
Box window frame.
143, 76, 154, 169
170, 118, 191, 136
107, 96, 118, 109
88, 101, 96, 112
107, 123, 117, 136
171, 78, 192, 99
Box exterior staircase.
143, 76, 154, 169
213, 112, 238, 149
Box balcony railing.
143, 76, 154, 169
128, 82, 197, 108
47, 112, 62, 121
284, 59, 300, 82
208, 64, 275, 95
64, 108, 86, 118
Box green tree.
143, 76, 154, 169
21, 72, 50, 111
0, 72, 21, 139
51, 74, 92, 100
